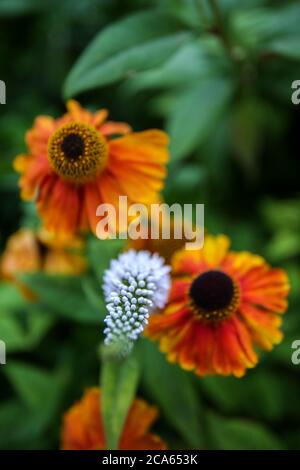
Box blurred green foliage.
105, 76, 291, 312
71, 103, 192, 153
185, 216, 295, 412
0, 0, 300, 450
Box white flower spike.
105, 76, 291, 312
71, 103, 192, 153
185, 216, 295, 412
103, 250, 171, 354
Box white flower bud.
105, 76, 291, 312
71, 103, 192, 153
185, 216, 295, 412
102, 250, 171, 354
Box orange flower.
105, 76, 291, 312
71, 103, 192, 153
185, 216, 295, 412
61, 388, 167, 450
129, 216, 197, 264
0, 228, 86, 300
145, 234, 290, 377
14, 101, 169, 236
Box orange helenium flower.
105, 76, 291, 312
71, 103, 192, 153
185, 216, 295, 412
0, 228, 86, 300
129, 216, 196, 263
14, 101, 169, 236
61, 388, 167, 450
145, 234, 290, 377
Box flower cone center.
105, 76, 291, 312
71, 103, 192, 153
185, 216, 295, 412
189, 270, 240, 322
48, 122, 108, 183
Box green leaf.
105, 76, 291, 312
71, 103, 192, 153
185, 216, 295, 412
167, 163, 207, 192
81, 276, 106, 315
138, 340, 205, 448
101, 352, 140, 450
262, 198, 300, 261
0, 308, 53, 352
69, 10, 181, 77
267, 36, 300, 61
232, 97, 269, 178
0, 282, 26, 311
0, 401, 42, 448
4, 361, 68, 440
218, 0, 263, 12
284, 429, 300, 450
160, 0, 206, 29
87, 237, 125, 279
20, 273, 104, 323
64, 10, 189, 97
231, 4, 300, 52
200, 370, 290, 422
207, 411, 284, 450
127, 37, 225, 91
148, 91, 179, 118
261, 198, 300, 231
167, 78, 233, 162
0, 0, 48, 16
266, 230, 300, 262
5, 361, 66, 409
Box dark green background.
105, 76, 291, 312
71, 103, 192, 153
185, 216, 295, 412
0, 0, 300, 450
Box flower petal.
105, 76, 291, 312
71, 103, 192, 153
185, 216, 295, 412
110, 162, 165, 203
202, 234, 230, 267
26, 116, 55, 156
15, 154, 51, 200
212, 316, 258, 377
38, 176, 81, 235
241, 266, 290, 313
172, 249, 203, 276
109, 130, 169, 165
100, 121, 131, 137
66, 100, 94, 123
84, 181, 103, 235
239, 303, 283, 350
169, 278, 191, 303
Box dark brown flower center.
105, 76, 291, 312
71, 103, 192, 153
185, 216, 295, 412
189, 270, 239, 322
48, 122, 108, 184
61, 133, 84, 159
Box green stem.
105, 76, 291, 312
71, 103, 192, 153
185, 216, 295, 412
207, 0, 253, 95
100, 345, 140, 450
194, 0, 208, 24
208, 0, 231, 53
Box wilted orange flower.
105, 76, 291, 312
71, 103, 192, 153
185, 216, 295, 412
129, 216, 197, 263
0, 228, 86, 300
14, 101, 169, 236
61, 388, 167, 450
145, 234, 290, 377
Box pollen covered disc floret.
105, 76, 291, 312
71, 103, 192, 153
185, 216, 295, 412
48, 122, 108, 183
103, 250, 171, 354
189, 270, 240, 322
